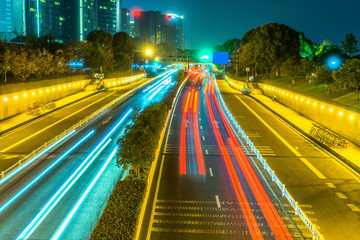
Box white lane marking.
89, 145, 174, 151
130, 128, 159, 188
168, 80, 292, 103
102, 116, 113, 125
199, 117, 201, 121
215, 195, 221, 209
200, 126, 203, 130
348, 204, 360, 212
202, 136, 205, 141
336, 192, 348, 199
209, 168, 213, 177
234, 95, 326, 180
326, 183, 336, 189
205, 150, 208, 155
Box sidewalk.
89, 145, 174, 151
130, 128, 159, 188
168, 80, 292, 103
0, 91, 96, 134
251, 94, 360, 171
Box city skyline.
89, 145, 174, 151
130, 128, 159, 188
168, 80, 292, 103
123, 0, 360, 50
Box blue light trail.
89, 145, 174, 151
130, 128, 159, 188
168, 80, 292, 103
0, 130, 95, 214
0, 130, 76, 187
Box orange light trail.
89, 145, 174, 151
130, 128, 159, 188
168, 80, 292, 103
193, 91, 205, 175
209, 79, 292, 239
205, 93, 263, 240
180, 91, 192, 175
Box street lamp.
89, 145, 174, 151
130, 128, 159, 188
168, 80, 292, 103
146, 49, 152, 56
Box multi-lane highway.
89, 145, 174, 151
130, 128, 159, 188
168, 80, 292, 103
0, 69, 178, 239
139, 70, 303, 240
216, 79, 360, 240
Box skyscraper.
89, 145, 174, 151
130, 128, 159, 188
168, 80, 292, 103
133, 10, 185, 49
121, 8, 131, 34
166, 14, 185, 50
1, 0, 122, 42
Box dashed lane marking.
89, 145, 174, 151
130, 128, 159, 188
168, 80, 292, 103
348, 204, 360, 212
234, 95, 327, 180
205, 149, 209, 155
200, 126, 203, 130
202, 136, 205, 141
151, 228, 244, 235
152, 219, 246, 227
325, 182, 336, 188
215, 195, 221, 209
336, 192, 348, 199
209, 168, 213, 177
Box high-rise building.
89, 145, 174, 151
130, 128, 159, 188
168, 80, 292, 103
1, 0, 122, 43
98, 0, 121, 35
133, 10, 185, 49
0, 0, 25, 41
121, 8, 131, 34
166, 14, 185, 50
25, 0, 71, 42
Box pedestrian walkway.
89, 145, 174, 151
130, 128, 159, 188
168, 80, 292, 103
251, 94, 360, 171
0, 91, 96, 134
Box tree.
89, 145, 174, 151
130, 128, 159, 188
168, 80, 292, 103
280, 56, 303, 83
333, 59, 360, 100
341, 33, 359, 57
114, 52, 131, 72
0, 49, 15, 83
32, 49, 55, 78
113, 32, 135, 54
313, 65, 334, 91
84, 42, 114, 73
214, 39, 241, 53
11, 50, 37, 81
86, 30, 113, 50
240, 23, 300, 75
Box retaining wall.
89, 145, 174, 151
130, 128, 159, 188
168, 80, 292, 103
225, 76, 360, 146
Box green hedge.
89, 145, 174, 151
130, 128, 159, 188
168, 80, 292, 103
90, 177, 146, 240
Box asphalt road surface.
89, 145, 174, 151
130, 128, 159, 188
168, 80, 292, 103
139, 70, 303, 240
216, 79, 360, 240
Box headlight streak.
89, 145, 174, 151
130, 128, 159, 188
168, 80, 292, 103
0, 130, 76, 187
0, 130, 95, 214
148, 86, 165, 101
142, 70, 176, 93
16, 108, 133, 240
16, 139, 112, 240
50, 147, 118, 240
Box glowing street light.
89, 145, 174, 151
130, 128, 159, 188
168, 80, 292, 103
146, 49, 152, 56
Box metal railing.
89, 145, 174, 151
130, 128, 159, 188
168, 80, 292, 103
0, 74, 159, 185
216, 78, 324, 240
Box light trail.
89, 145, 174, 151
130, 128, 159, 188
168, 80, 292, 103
50, 147, 118, 240
142, 70, 176, 93
210, 75, 292, 239
0, 130, 76, 187
192, 91, 205, 175
205, 92, 263, 240
0, 130, 95, 214
180, 91, 191, 175
16, 108, 133, 239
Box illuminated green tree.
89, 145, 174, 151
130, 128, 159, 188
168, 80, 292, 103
341, 33, 359, 57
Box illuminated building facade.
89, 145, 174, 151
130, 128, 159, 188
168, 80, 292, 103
133, 10, 185, 49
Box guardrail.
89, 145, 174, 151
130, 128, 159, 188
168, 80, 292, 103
0, 73, 163, 186
215, 77, 324, 240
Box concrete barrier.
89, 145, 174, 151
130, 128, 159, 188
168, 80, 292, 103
0, 73, 146, 120
225, 76, 360, 146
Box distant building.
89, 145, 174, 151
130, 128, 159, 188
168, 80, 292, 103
166, 14, 185, 50
0, 0, 25, 41
1, 0, 122, 43
133, 10, 185, 49
121, 8, 131, 34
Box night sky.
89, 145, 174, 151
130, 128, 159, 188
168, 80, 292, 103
123, 0, 360, 51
